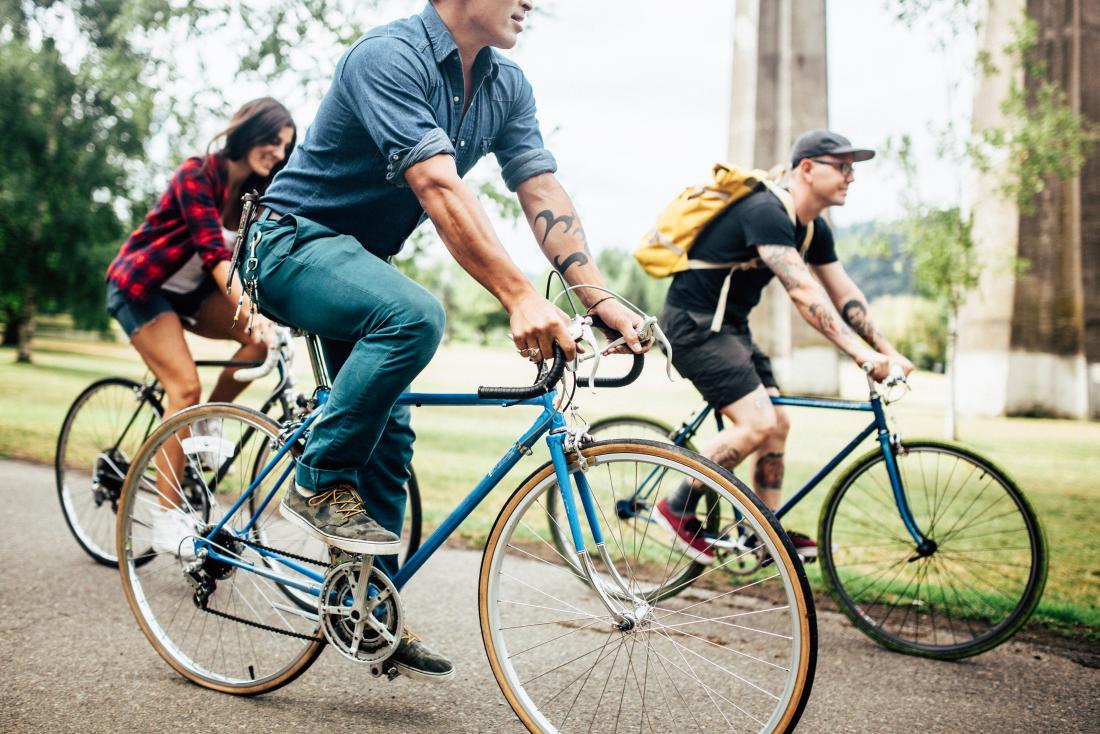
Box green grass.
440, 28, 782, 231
4, 334, 1099, 635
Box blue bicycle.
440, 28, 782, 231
548, 375, 1047, 660
114, 317, 817, 733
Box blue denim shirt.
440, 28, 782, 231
262, 3, 557, 257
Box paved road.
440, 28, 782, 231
1, 459, 1096, 733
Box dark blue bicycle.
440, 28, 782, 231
546, 373, 1047, 660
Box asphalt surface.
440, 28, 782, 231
2, 459, 1097, 733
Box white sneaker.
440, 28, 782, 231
151, 508, 200, 560
190, 418, 229, 472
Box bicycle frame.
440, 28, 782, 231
659, 393, 930, 548
197, 386, 622, 613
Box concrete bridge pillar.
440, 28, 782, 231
728, 0, 839, 395
958, 0, 1099, 419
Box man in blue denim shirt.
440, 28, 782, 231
248, 0, 645, 681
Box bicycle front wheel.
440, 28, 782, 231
56, 377, 163, 566
819, 440, 1047, 659
482, 440, 816, 733
117, 403, 325, 695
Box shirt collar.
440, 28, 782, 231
420, 3, 459, 63
419, 3, 500, 78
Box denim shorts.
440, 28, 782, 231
106, 279, 217, 338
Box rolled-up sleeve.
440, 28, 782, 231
342, 37, 456, 187
494, 73, 557, 191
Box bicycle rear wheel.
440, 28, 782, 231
56, 377, 163, 566
818, 440, 1047, 659
482, 439, 816, 733
116, 403, 325, 695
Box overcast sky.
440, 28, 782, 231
190, 1, 977, 272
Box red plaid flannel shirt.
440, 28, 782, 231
107, 153, 232, 301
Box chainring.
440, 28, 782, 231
319, 559, 403, 664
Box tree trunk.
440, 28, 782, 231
15, 285, 35, 363
945, 309, 958, 441
2, 309, 19, 346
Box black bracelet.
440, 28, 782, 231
585, 295, 615, 313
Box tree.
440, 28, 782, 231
0, 0, 410, 360
0, 1, 155, 361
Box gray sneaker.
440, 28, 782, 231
390, 629, 455, 682
280, 482, 401, 554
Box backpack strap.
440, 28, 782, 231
705, 183, 814, 332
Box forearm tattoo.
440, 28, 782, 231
842, 299, 885, 350
536, 208, 591, 275
807, 302, 853, 340
753, 452, 785, 492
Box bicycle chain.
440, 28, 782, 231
193, 535, 332, 641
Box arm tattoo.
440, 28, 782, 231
842, 299, 885, 349
553, 251, 589, 275
758, 245, 811, 292
535, 209, 575, 247
807, 302, 853, 339
537, 208, 591, 274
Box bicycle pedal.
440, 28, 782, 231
367, 660, 400, 680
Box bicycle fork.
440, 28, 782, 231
546, 431, 650, 631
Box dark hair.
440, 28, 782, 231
208, 97, 296, 228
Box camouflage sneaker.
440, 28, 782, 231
390, 629, 454, 682
280, 482, 401, 554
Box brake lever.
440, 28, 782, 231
567, 316, 602, 393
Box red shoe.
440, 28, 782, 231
787, 530, 818, 562
653, 498, 716, 564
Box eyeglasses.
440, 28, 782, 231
810, 158, 855, 178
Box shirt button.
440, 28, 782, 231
453, 96, 460, 103
392, 154, 399, 160
459, 140, 466, 147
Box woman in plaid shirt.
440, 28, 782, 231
105, 98, 296, 557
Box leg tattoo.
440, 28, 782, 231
753, 452, 784, 492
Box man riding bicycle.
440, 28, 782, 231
243, 0, 645, 682
655, 129, 914, 563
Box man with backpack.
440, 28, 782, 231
650, 129, 914, 562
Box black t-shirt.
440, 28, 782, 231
665, 189, 837, 325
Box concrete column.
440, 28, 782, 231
729, 0, 838, 394
958, 0, 1097, 419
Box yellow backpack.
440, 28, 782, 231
634, 163, 813, 331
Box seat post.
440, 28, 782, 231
303, 333, 332, 389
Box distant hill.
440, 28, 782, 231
832, 221, 914, 301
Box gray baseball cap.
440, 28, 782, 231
790, 129, 875, 168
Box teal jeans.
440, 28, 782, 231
244, 213, 445, 576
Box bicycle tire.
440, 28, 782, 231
402, 468, 423, 566
818, 439, 1047, 660
117, 403, 325, 695
482, 439, 816, 733
55, 376, 163, 566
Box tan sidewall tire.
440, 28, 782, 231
478, 440, 815, 733
115, 402, 325, 696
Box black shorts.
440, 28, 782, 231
659, 303, 778, 408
